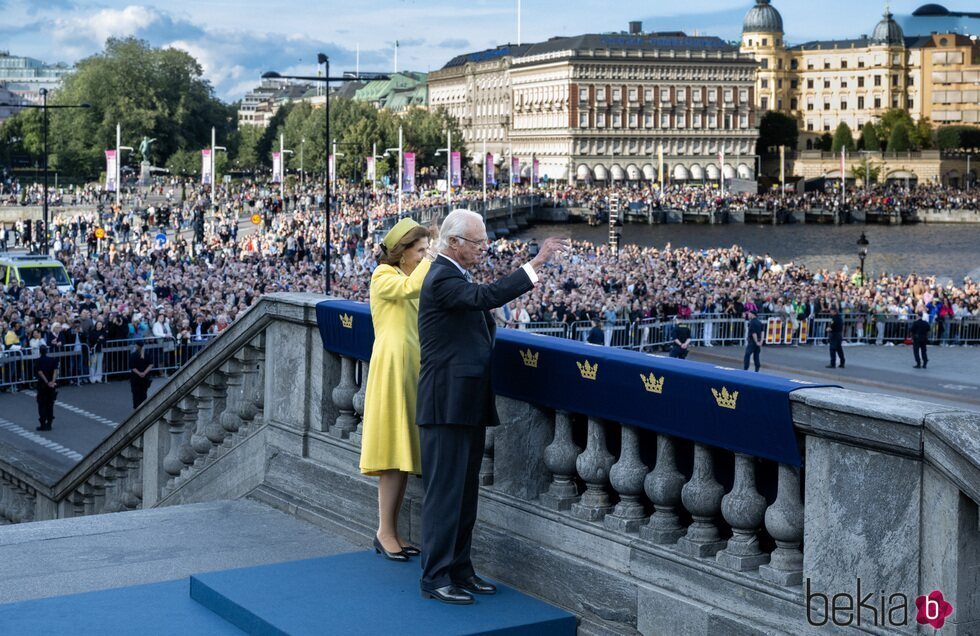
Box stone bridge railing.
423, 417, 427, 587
0, 293, 976, 635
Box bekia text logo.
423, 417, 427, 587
806, 579, 954, 629
916, 590, 953, 630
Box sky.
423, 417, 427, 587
1, 1, 977, 102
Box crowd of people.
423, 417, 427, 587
2, 177, 978, 389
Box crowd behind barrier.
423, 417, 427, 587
0, 334, 217, 391
3, 173, 979, 398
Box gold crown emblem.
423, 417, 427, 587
520, 348, 539, 368
339, 313, 354, 329
711, 386, 739, 410
640, 372, 665, 394
576, 359, 598, 380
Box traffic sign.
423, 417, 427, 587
251, 213, 262, 225
95, 228, 106, 239
156, 232, 167, 244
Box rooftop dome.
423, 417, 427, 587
871, 10, 905, 46
742, 0, 783, 34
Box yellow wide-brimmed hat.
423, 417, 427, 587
383, 217, 422, 251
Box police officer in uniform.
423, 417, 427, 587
35, 345, 58, 431
129, 340, 154, 408
826, 306, 845, 369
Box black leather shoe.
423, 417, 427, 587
373, 536, 409, 562
399, 544, 421, 557
913, 364, 921, 368
421, 585, 473, 604
825, 364, 836, 368
455, 575, 496, 595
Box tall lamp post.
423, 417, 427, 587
434, 129, 453, 212
1, 88, 90, 254
115, 123, 134, 207
857, 232, 870, 286
383, 126, 404, 218
263, 57, 387, 294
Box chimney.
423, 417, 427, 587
629, 21, 642, 35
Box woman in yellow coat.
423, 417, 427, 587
360, 217, 432, 561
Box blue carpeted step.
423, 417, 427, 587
189, 551, 577, 636
0, 579, 244, 635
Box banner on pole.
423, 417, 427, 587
451, 152, 461, 186
272, 152, 282, 184
486, 153, 495, 185
202, 149, 212, 185
403, 152, 415, 193
532, 158, 539, 186
511, 156, 520, 184
105, 150, 117, 192
329, 154, 335, 182
366, 156, 376, 182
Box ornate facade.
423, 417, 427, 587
429, 32, 759, 183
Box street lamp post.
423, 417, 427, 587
369, 143, 383, 197
263, 57, 387, 294
300, 137, 305, 187
279, 133, 294, 202
0, 88, 91, 254
383, 126, 404, 218
115, 123, 134, 207
331, 139, 345, 198
210, 127, 227, 211
858, 150, 874, 190
434, 129, 453, 212
857, 231, 870, 286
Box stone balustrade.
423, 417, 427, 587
0, 293, 976, 634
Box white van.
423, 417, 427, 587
0, 255, 74, 293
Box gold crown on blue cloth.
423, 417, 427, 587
340, 313, 353, 329
383, 218, 422, 252
711, 386, 739, 409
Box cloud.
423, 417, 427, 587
438, 38, 470, 48
394, 38, 426, 47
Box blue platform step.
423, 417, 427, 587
189, 551, 577, 635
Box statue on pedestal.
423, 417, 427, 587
139, 136, 156, 186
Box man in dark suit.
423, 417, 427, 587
911, 312, 930, 369
826, 306, 845, 369
416, 209, 567, 605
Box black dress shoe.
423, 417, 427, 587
421, 585, 473, 605
455, 575, 496, 595
373, 536, 409, 562
825, 364, 836, 368
399, 544, 421, 557
35, 427, 51, 431
913, 364, 921, 368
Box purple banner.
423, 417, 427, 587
403, 152, 415, 193
105, 150, 117, 192
272, 152, 282, 184
486, 153, 495, 185
202, 149, 212, 185
451, 151, 461, 187
366, 156, 375, 182
532, 158, 539, 186
512, 156, 520, 184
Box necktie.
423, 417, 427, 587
464, 271, 473, 283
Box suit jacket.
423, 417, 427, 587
416, 255, 534, 428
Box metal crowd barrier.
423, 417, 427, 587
0, 334, 218, 391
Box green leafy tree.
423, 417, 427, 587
817, 132, 833, 151
914, 118, 934, 149
859, 121, 881, 151
935, 125, 980, 150
850, 157, 881, 185
831, 122, 855, 153
756, 111, 798, 157
888, 122, 911, 152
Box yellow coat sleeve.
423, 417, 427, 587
371, 259, 432, 300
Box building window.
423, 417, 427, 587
677, 112, 686, 128
777, 79, 783, 89
692, 113, 702, 128
824, 123, 831, 131
761, 58, 769, 69
791, 98, 798, 109
874, 75, 881, 87
693, 89, 702, 103
579, 112, 589, 127
612, 87, 621, 102
807, 62, 814, 70
791, 59, 799, 70
807, 101, 814, 111
791, 79, 798, 89
628, 112, 637, 127
739, 113, 748, 128
908, 98, 914, 109
857, 96, 865, 109
841, 80, 848, 88
739, 89, 748, 102
661, 113, 670, 128
824, 102, 830, 110
908, 76, 914, 86
644, 88, 653, 101
841, 100, 847, 110
761, 79, 769, 89
628, 87, 637, 102
661, 89, 671, 103
858, 77, 865, 88
708, 89, 717, 103
762, 38, 768, 46
761, 96, 769, 110
724, 89, 733, 102
874, 97, 881, 108
778, 99, 783, 109
778, 59, 784, 69
824, 60, 831, 69
612, 112, 621, 127
892, 75, 899, 87
708, 113, 717, 128
677, 87, 686, 102
807, 121, 814, 131
644, 113, 653, 127
858, 59, 865, 68
841, 60, 848, 69
807, 79, 814, 89
824, 80, 831, 89
597, 87, 606, 101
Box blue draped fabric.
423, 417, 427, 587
316, 300, 833, 466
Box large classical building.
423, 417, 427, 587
429, 27, 760, 183
740, 0, 980, 147
0, 51, 72, 105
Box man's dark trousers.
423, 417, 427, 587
913, 341, 928, 368
829, 335, 845, 367
36, 386, 55, 429
743, 343, 760, 371
419, 424, 484, 590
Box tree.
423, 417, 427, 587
39, 37, 234, 178
817, 132, 833, 152
850, 157, 881, 185
859, 121, 881, 151
831, 122, 855, 153
888, 122, 911, 152
756, 111, 798, 157
914, 118, 934, 150
936, 125, 980, 150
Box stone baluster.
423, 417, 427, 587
350, 360, 369, 446
605, 424, 649, 532
570, 417, 615, 522
330, 356, 358, 438
204, 370, 229, 453
252, 337, 266, 416
640, 434, 687, 544
0, 488, 11, 522
190, 383, 216, 469
717, 454, 770, 571
676, 444, 727, 557
71, 490, 85, 517
219, 357, 245, 444
13, 488, 33, 523
178, 395, 202, 484
81, 483, 96, 516
540, 410, 582, 511
759, 464, 804, 586
123, 441, 143, 510
162, 405, 187, 489
88, 473, 107, 515
479, 427, 495, 486
236, 347, 259, 435
100, 460, 125, 513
